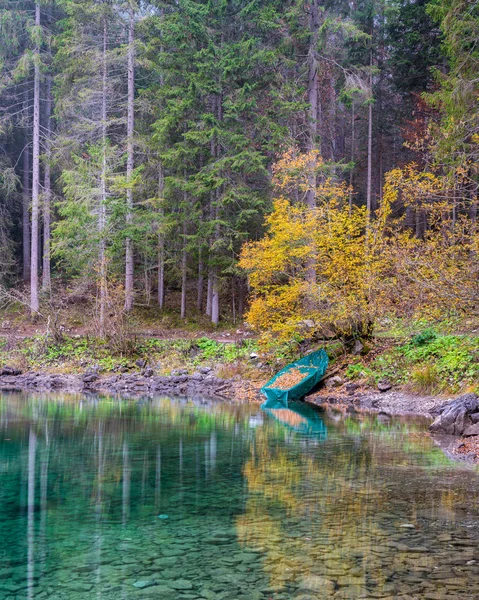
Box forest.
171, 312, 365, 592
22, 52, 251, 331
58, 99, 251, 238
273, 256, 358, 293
0, 0, 477, 347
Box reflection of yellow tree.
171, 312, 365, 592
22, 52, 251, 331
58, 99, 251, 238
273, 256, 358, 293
236, 420, 435, 597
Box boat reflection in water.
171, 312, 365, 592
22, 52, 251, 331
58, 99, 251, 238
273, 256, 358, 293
262, 400, 327, 439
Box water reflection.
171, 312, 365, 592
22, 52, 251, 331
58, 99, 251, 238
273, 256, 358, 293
0, 392, 478, 599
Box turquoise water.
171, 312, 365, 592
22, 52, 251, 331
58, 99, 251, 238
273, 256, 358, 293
0, 393, 479, 599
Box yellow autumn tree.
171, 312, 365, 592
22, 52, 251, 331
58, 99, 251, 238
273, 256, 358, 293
383, 165, 479, 320
239, 151, 391, 344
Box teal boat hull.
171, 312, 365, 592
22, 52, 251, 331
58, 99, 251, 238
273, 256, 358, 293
260, 349, 329, 409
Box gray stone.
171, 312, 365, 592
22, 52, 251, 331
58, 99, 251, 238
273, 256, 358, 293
429, 394, 479, 436
0, 366, 22, 376
171, 369, 188, 376
377, 379, 392, 392
325, 376, 343, 389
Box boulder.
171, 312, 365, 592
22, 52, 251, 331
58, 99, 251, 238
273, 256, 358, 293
429, 394, 479, 436
0, 366, 22, 376
82, 372, 99, 384
171, 368, 188, 376
325, 375, 343, 389
377, 379, 392, 392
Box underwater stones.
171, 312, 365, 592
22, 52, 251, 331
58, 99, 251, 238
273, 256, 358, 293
299, 575, 335, 594
64, 582, 94, 592
133, 580, 157, 589
153, 557, 178, 568
170, 579, 194, 590
161, 547, 184, 557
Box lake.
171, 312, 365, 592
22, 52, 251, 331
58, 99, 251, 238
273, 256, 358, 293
0, 392, 478, 599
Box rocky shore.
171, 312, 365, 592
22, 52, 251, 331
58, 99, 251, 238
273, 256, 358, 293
305, 386, 450, 416
0, 367, 262, 403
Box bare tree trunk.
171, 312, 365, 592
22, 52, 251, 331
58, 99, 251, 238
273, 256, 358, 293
30, 0, 41, 315
366, 49, 373, 220
238, 278, 245, 319
305, 0, 320, 209
197, 249, 204, 312
180, 220, 187, 320
144, 255, 151, 305
349, 102, 355, 212
23, 113, 31, 283
206, 274, 212, 317
42, 75, 52, 293
211, 272, 219, 326
99, 20, 108, 338
231, 277, 236, 325
124, 5, 135, 312
157, 165, 165, 309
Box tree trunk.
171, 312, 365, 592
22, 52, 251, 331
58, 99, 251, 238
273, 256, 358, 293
231, 277, 236, 325
30, 0, 41, 315
197, 249, 204, 312
42, 75, 52, 293
206, 274, 212, 317
305, 0, 320, 209
180, 220, 187, 320
99, 20, 108, 338
157, 165, 165, 309
124, 6, 135, 312
349, 102, 355, 212
238, 278, 245, 319
22, 115, 31, 283
366, 49, 373, 219
211, 272, 219, 326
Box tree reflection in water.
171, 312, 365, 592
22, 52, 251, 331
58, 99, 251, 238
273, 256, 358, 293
0, 393, 478, 599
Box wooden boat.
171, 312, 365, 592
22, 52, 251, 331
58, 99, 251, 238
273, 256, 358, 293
260, 348, 329, 409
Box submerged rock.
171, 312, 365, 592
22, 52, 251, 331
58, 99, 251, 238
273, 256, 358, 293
429, 393, 479, 436
133, 580, 157, 589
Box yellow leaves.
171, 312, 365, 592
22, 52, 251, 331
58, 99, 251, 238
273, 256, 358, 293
383, 164, 442, 211
241, 156, 479, 343
239, 192, 387, 341
272, 149, 350, 206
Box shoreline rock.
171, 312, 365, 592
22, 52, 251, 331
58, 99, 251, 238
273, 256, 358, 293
0, 370, 255, 401
429, 393, 479, 436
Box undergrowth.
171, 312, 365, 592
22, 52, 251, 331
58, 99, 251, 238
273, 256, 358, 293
9, 334, 260, 375
346, 328, 479, 394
